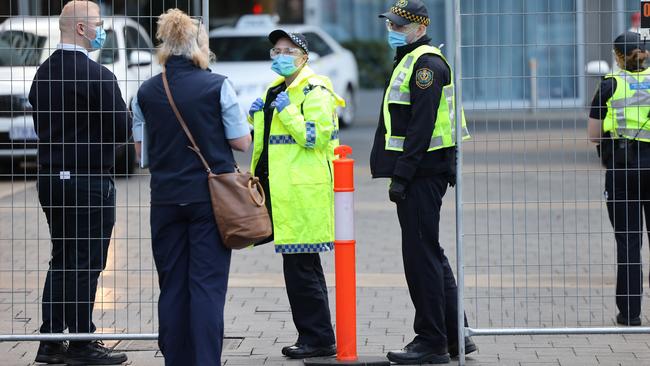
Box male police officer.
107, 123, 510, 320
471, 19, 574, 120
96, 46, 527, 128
370, 0, 476, 364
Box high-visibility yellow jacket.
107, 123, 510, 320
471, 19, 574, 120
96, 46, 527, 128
604, 68, 650, 142
250, 66, 345, 253
383, 44, 469, 152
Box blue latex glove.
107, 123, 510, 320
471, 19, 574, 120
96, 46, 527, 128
249, 98, 264, 117
275, 91, 290, 112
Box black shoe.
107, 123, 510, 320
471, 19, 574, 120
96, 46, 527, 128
386, 341, 450, 364
64, 341, 128, 365
282, 343, 336, 359
281, 343, 295, 356
616, 313, 642, 326
35, 341, 68, 364
448, 337, 478, 358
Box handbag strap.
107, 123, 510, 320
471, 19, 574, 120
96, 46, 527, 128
162, 67, 213, 173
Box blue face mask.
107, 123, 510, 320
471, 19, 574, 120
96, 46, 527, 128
388, 30, 408, 50
271, 55, 302, 77
85, 26, 106, 50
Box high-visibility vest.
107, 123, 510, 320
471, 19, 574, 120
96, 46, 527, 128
250, 66, 345, 253
604, 69, 650, 142
383, 44, 469, 152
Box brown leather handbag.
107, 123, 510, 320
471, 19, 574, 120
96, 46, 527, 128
162, 69, 272, 249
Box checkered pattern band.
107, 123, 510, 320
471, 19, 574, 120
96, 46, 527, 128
269, 131, 339, 145
391, 6, 430, 26
305, 121, 316, 148
275, 242, 335, 253
269, 135, 297, 145
288, 33, 308, 53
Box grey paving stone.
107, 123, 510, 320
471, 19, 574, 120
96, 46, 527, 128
2, 128, 650, 366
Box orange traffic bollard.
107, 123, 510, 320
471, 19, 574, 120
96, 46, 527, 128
305, 145, 388, 366
333, 145, 356, 361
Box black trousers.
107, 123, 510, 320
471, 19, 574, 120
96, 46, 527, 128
282, 253, 335, 347
396, 175, 468, 349
151, 203, 232, 366
606, 160, 650, 319
37, 174, 115, 340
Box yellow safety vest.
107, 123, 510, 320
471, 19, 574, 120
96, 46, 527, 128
604, 68, 650, 142
250, 66, 345, 253
383, 45, 469, 151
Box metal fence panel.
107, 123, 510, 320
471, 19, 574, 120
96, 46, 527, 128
457, 4, 650, 364
0, 0, 209, 342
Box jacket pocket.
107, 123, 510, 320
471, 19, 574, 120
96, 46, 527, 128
288, 153, 330, 185
290, 168, 328, 185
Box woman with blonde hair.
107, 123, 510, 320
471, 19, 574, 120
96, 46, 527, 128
588, 31, 650, 327
131, 8, 250, 365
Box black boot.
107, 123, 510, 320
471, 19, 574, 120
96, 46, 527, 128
282, 343, 336, 359
34, 341, 67, 364
449, 337, 478, 357
386, 340, 450, 364
616, 313, 642, 326
64, 341, 128, 365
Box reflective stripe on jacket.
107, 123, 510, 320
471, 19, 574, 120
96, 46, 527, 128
250, 66, 345, 253
383, 45, 469, 152
604, 68, 650, 142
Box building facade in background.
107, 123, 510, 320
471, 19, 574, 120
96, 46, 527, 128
0, 0, 643, 107
305, 0, 641, 109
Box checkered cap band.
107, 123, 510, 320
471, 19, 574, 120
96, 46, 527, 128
391, 6, 430, 26
288, 33, 308, 54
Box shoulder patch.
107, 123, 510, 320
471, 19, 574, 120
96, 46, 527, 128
415, 68, 433, 89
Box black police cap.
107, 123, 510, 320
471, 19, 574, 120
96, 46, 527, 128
269, 29, 309, 54
614, 31, 647, 56
379, 0, 430, 27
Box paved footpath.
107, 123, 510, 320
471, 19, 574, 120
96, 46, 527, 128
1, 125, 649, 365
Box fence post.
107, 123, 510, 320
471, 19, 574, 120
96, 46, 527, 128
529, 58, 538, 113
452, 0, 466, 365
202, 0, 209, 33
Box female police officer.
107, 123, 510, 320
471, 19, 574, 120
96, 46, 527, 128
248, 30, 345, 358
588, 31, 650, 326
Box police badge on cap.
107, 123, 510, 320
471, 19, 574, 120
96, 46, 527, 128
379, 0, 430, 26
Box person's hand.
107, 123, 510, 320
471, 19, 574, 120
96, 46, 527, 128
249, 98, 264, 117
275, 92, 290, 112
389, 178, 408, 203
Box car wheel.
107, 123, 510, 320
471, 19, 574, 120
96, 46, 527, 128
113, 143, 135, 176
339, 86, 355, 128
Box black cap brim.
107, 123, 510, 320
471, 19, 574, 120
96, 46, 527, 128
379, 12, 410, 26
269, 29, 291, 45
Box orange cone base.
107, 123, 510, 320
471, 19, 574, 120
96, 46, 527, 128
303, 356, 390, 366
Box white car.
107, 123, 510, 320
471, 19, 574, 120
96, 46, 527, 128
0, 16, 158, 173
208, 15, 359, 127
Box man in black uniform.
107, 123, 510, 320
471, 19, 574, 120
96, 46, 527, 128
29, 1, 130, 364
370, 0, 476, 364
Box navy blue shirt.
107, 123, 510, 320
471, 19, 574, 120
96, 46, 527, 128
29, 49, 131, 172
137, 56, 236, 204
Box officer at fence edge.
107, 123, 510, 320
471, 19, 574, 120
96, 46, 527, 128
588, 31, 650, 327
370, 0, 476, 364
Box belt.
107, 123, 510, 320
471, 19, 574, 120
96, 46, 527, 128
38, 167, 111, 177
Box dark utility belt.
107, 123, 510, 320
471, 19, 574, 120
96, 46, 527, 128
597, 137, 649, 167
38, 166, 112, 177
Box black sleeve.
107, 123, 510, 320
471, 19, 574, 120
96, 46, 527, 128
393, 54, 450, 182
589, 77, 615, 120
100, 67, 132, 143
